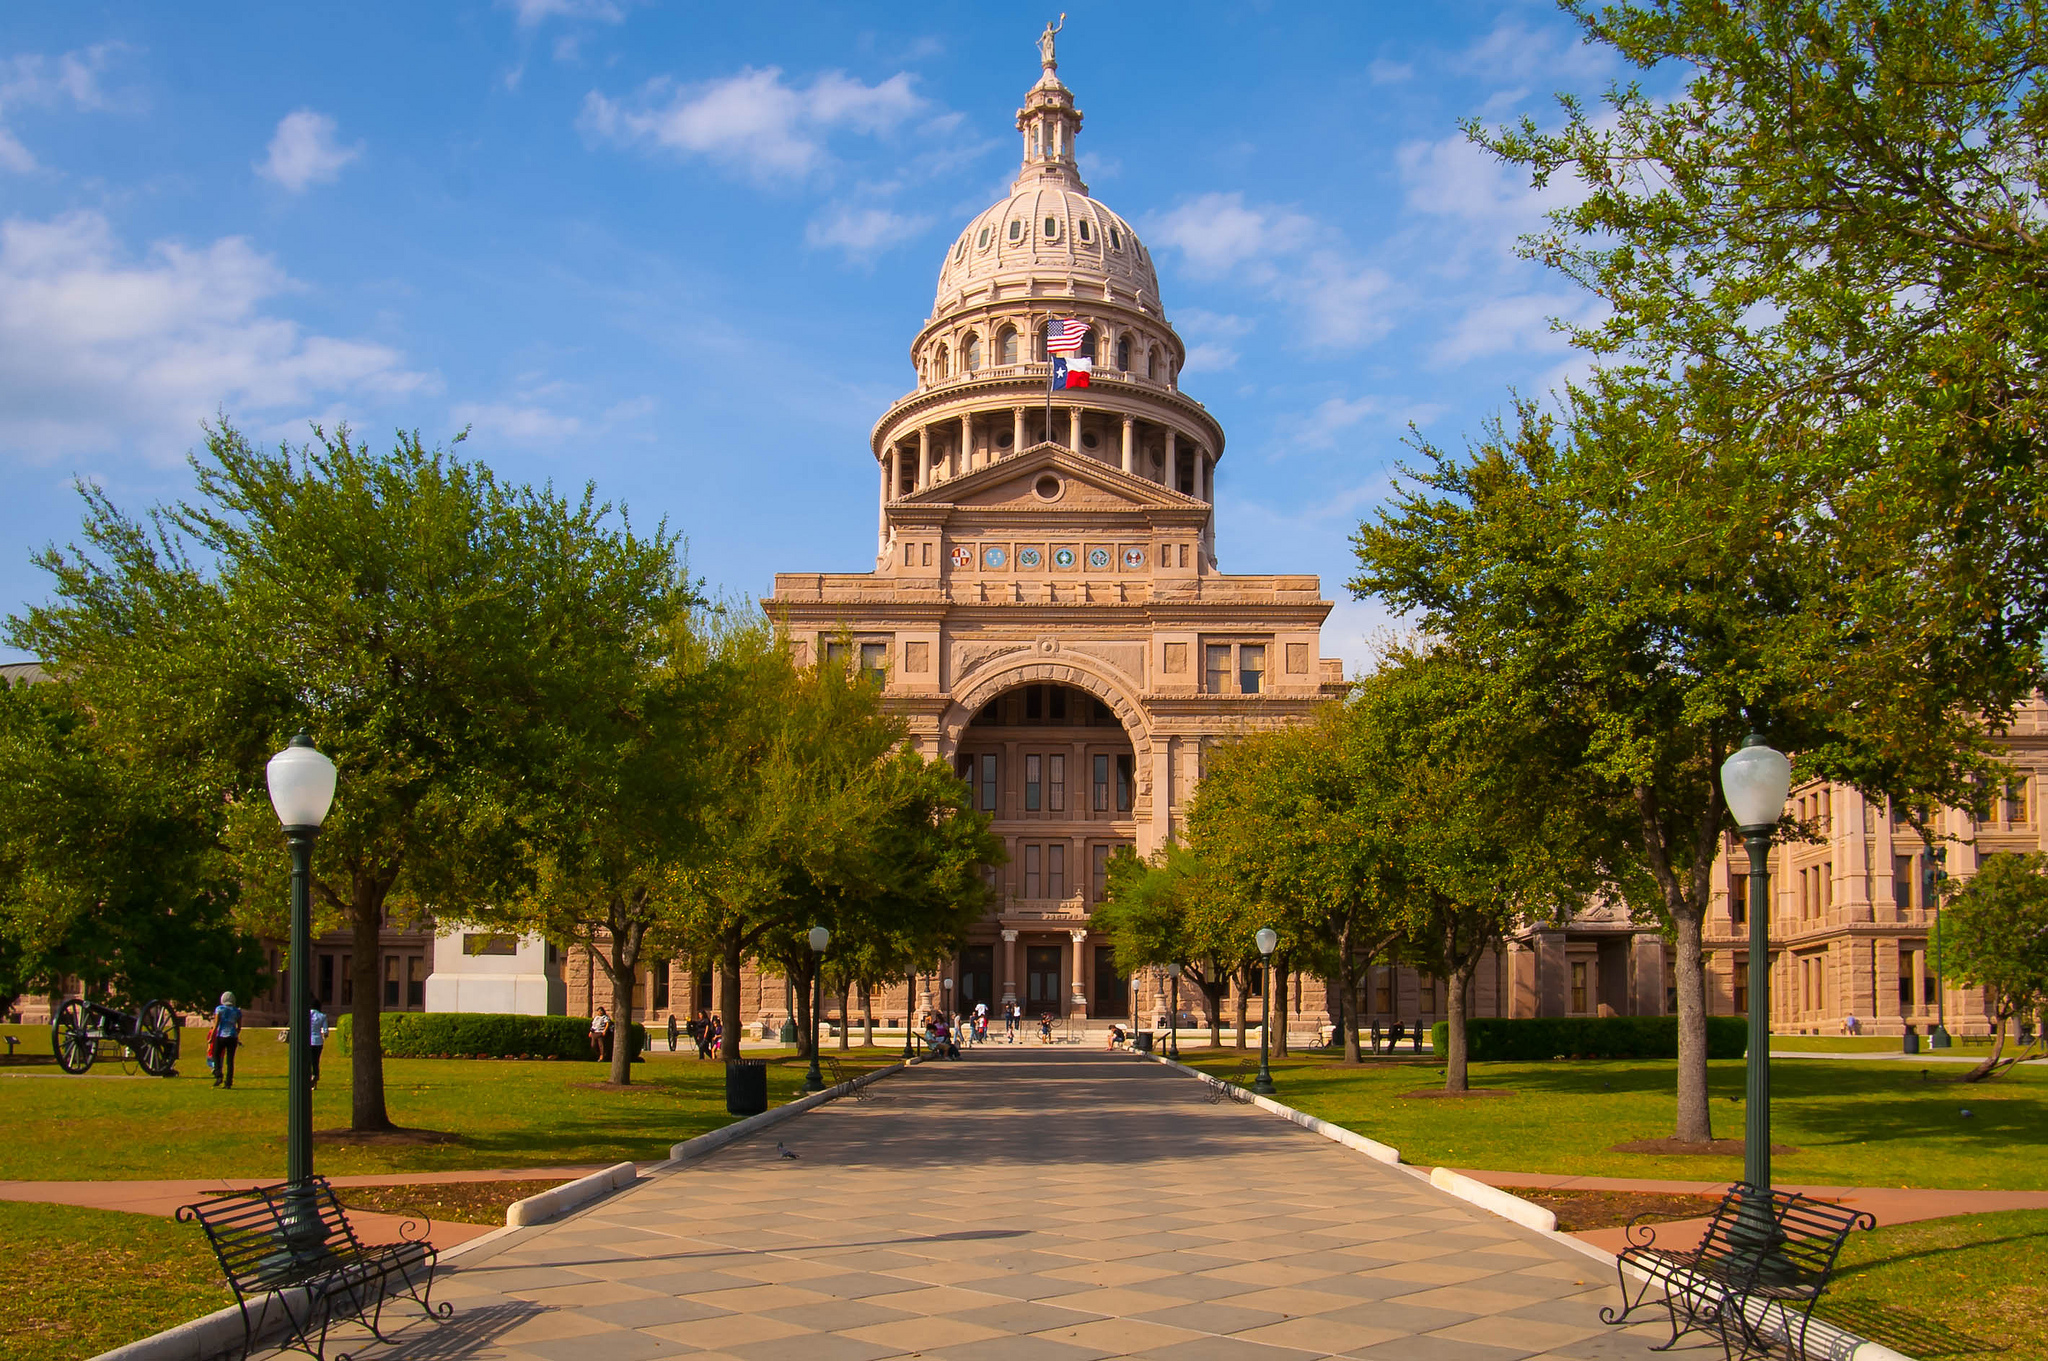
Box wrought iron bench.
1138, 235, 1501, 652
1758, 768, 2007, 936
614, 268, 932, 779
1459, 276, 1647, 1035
1205, 1060, 1256, 1104
822, 1056, 871, 1100
178, 1176, 451, 1360
1602, 1182, 1873, 1359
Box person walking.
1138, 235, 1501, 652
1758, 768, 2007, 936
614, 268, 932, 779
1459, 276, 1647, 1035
709, 1014, 724, 1059
667, 1012, 679, 1052
694, 1010, 714, 1059
307, 1003, 328, 1088
211, 992, 243, 1089
590, 1006, 613, 1063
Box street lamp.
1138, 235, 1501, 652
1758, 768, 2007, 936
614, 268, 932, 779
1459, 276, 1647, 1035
1168, 962, 1181, 1059
804, 926, 829, 1092
1720, 733, 1792, 1223
1922, 844, 1951, 1048
1254, 927, 1278, 1095
903, 964, 917, 1060
266, 732, 336, 1249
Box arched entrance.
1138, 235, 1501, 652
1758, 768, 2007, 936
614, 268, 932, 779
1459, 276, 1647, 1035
942, 663, 1147, 1022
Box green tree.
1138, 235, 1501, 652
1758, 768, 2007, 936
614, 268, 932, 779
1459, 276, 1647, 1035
10, 422, 680, 1130
0, 678, 264, 1019
1095, 841, 1247, 1049
1938, 852, 2048, 1081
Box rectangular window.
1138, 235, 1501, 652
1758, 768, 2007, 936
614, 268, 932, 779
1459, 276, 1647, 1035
1093, 754, 1109, 811
903, 541, 914, 566
1050, 686, 1067, 721
1893, 854, 1915, 911
651, 965, 669, 1011
1924, 972, 1938, 1006
317, 953, 334, 1006
825, 640, 847, 669
383, 955, 400, 1008
1570, 961, 1588, 1014
407, 956, 425, 1009
1116, 754, 1133, 812
1025, 754, 1042, 812
1729, 872, 1747, 926
1048, 843, 1065, 899
1374, 974, 1392, 1014
982, 753, 998, 813
1025, 843, 1041, 898
1049, 754, 1065, 811
2007, 776, 2031, 825
1239, 644, 1266, 696
958, 754, 974, 789
1419, 975, 1436, 1013
859, 642, 887, 684
1092, 844, 1109, 901
1822, 863, 1833, 910
1206, 644, 1231, 694
1898, 949, 1914, 1007
1733, 974, 1748, 1014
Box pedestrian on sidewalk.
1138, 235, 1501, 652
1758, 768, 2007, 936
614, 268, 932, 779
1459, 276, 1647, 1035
668, 1012, 679, 1052
307, 1003, 328, 1088
590, 1006, 613, 1063
211, 992, 242, 1089
1844, 1012, 1861, 1036
1039, 1011, 1054, 1044
709, 1014, 723, 1058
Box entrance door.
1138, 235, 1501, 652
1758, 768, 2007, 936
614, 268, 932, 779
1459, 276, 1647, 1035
1093, 947, 1129, 1018
1025, 945, 1063, 1015
959, 946, 995, 1010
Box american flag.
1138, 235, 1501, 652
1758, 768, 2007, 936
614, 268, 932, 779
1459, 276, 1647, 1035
1046, 318, 1090, 354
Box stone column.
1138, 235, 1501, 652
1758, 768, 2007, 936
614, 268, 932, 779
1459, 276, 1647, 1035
917, 426, 931, 490
1165, 429, 1179, 492
1001, 929, 1018, 1005
1012, 406, 1026, 456
1121, 415, 1135, 474
960, 413, 972, 476
886, 447, 900, 507
1149, 744, 1172, 853
1069, 406, 1082, 451
877, 454, 889, 545
1070, 928, 1090, 1015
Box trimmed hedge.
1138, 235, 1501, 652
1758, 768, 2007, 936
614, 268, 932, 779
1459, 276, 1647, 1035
332, 1012, 647, 1061
1428, 1015, 1747, 1061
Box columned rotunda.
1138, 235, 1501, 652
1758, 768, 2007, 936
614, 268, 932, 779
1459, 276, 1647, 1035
769, 40, 1344, 1022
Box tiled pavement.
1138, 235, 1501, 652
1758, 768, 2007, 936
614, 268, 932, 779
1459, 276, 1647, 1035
286, 1049, 1703, 1360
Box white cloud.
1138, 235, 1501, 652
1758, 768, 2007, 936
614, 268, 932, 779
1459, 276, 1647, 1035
1430, 293, 1582, 367
451, 401, 583, 442
1148, 192, 1313, 279
581, 67, 923, 185
805, 204, 932, 259
1368, 59, 1414, 85
1153, 195, 1391, 349
501, 0, 625, 28
0, 211, 433, 464
0, 44, 126, 174
257, 110, 362, 192
1294, 396, 1380, 448
1458, 18, 1613, 90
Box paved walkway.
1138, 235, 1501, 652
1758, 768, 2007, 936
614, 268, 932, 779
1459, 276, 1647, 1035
299, 1049, 1697, 1361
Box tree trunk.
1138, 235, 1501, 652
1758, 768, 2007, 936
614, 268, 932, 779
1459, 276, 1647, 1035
720, 933, 743, 1069
1273, 955, 1290, 1059
1962, 1008, 2010, 1082
793, 960, 813, 1061
1671, 904, 1713, 1142
604, 916, 645, 1086
1445, 965, 1471, 1093
1234, 965, 1249, 1049
348, 888, 393, 1132
1337, 923, 1361, 1063
839, 981, 851, 1050
1206, 978, 1222, 1049
861, 982, 873, 1048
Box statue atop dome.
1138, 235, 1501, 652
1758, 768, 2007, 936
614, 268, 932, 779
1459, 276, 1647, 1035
1038, 15, 1064, 71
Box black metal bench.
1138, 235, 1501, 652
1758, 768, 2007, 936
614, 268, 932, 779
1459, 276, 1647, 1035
178, 1176, 451, 1360
1601, 1182, 1874, 1360
1205, 1060, 1256, 1104
822, 1056, 871, 1101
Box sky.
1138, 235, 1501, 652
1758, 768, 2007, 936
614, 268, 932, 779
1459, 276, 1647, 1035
0, 1, 1634, 669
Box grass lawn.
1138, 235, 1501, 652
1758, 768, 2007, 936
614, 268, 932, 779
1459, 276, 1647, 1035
1175, 1048, 2048, 1189
1817, 1208, 2048, 1359
1770, 1034, 2004, 1053
0, 1200, 229, 1361
0, 1025, 898, 1181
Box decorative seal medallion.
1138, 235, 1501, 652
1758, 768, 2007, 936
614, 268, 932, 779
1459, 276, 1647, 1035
1053, 547, 1076, 569
950, 545, 972, 568
983, 546, 1007, 568
1122, 547, 1146, 569
1087, 547, 1110, 569
1018, 547, 1042, 568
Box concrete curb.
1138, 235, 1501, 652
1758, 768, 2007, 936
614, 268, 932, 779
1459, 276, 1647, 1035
663, 1059, 908, 1164
1148, 1054, 1910, 1361
505, 1160, 636, 1227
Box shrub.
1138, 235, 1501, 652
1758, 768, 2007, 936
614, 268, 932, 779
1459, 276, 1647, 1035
1428, 1016, 1747, 1061
332, 1012, 646, 1061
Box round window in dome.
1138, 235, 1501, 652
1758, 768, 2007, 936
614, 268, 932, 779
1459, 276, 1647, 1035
1077, 219, 1093, 244
1042, 216, 1059, 240
977, 226, 992, 250
1109, 226, 1123, 251
997, 430, 1014, 449
1008, 219, 1023, 243
1033, 474, 1062, 501
1081, 432, 1099, 450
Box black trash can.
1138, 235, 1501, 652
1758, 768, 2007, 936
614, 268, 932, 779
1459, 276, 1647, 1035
1902, 1025, 1920, 1055
726, 1059, 768, 1116
1135, 1031, 1153, 1054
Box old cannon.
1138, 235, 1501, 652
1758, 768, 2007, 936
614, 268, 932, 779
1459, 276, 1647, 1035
51, 998, 181, 1076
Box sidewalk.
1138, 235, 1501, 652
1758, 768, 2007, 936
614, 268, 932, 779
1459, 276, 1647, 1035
0, 1166, 611, 1252
1449, 1167, 2048, 1253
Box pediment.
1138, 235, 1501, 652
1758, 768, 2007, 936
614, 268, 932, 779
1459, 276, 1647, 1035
904, 442, 1203, 515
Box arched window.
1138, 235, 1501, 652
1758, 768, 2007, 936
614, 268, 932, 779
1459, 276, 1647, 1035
964, 334, 982, 371
1109, 225, 1123, 251
1116, 336, 1131, 371
1036, 325, 1050, 362
1042, 215, 1060, 240
1079, 331, 1097, 362
1147, 347, 1160, 380
1008, 219, 1024, 243
997, 327, 1018, 365
935, 344, 950, 377
1078, 219, 1093, 244
977, 225, 993, 249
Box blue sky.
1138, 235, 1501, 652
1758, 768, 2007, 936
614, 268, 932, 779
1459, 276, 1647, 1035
0, 2, 1629, 668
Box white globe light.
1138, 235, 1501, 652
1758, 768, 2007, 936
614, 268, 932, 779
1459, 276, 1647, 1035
267, 734, 337, 829
1255, 927, 1278, 957
1720, 736, 1792, 832
808, 925, 829, 952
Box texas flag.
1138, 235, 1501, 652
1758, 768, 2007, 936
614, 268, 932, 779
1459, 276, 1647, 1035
1053, 356, 1092, 389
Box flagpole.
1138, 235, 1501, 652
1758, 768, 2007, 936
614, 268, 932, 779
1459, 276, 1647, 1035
1043, 312, 1054, 449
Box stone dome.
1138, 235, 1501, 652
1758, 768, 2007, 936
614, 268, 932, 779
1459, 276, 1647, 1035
933, 187, 1160, 316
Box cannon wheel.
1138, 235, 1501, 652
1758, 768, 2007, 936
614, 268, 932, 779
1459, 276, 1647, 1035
134, 1000, 179, 1077
53, 999, 96, 1074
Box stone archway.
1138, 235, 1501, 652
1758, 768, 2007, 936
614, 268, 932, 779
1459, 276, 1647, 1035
939, 652, 1152, 765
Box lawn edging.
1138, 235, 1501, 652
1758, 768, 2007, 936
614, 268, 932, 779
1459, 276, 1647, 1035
1148, 1053, 1909, 1361
504, 1160, 636, 1227
663, 1059, 909, 1165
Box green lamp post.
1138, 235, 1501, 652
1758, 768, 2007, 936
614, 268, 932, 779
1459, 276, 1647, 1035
1253, 927, 1278, 1095
804, 926, 829, 1092
1719, 732, 1792, 1258
265, 732, 337, 1248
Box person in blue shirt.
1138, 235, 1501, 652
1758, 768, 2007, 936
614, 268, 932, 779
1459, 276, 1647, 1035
307, 1005, 328, 1088
212, 992, 243, 1089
